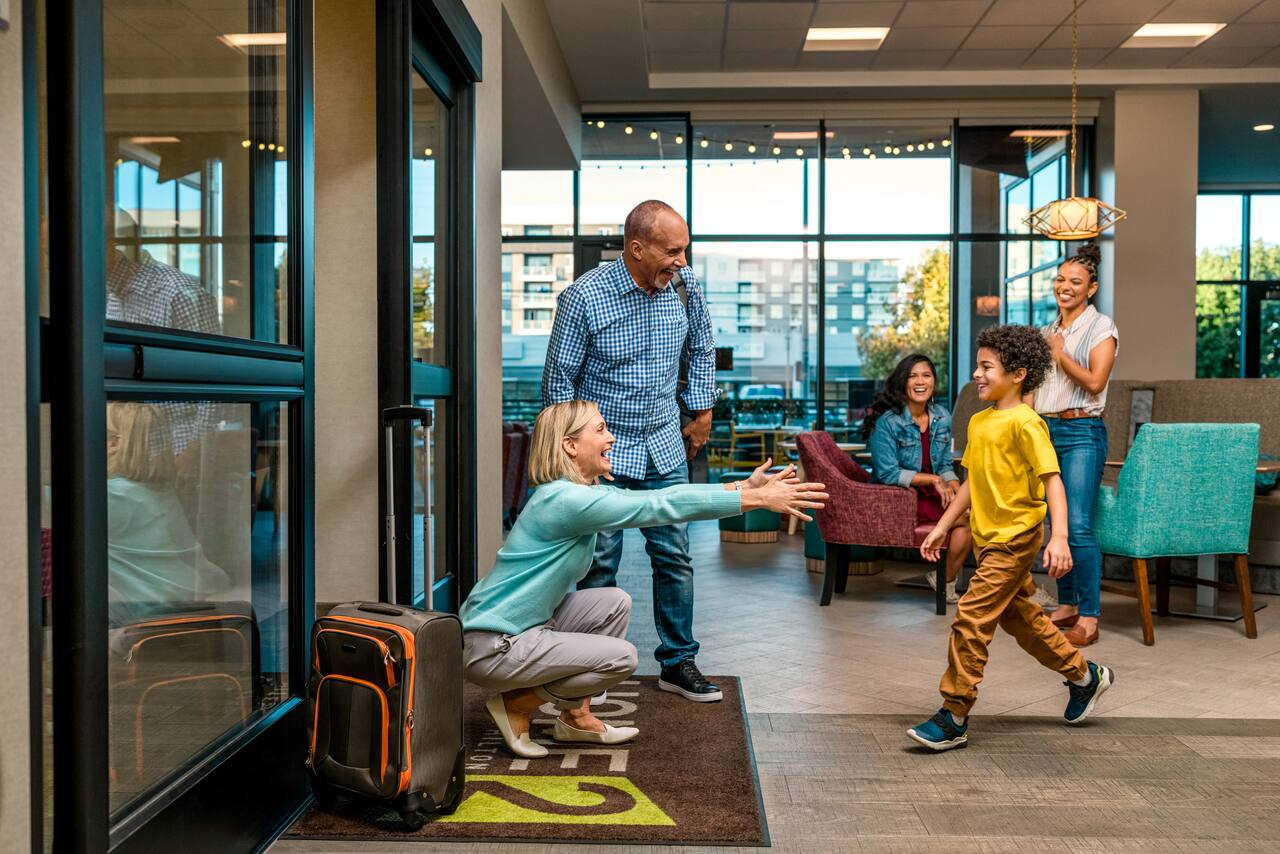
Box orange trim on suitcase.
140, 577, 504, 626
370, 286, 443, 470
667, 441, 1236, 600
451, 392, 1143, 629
313, 627, 397, 687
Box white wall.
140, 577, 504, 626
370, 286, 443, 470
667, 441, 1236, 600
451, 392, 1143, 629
313, 0, 381, 603
465, 0, 505, 576
0, 2, 32, 846
1109, 89, 1200, 381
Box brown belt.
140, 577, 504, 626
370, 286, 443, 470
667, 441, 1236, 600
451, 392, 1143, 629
1043, 408, 1101, 420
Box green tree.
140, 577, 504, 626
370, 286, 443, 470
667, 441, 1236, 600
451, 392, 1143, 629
412, 263, 435, 361
1195, 241, 1280, 378
856, 245, 951, 395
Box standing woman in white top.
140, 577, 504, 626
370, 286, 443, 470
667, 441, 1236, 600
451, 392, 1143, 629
1034, 243, 1118, 648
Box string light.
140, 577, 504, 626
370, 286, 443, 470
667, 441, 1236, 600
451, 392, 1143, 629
241, 139, 251, 148
841, 146, 850, 156
926, 140, 935, 149
624, 125, 633, 134
862, 147, 871, 156
700, 138, 709, 149
267, 142, 276, 151
771, 145, 782, 155
941, 139, 951, 147
883, 145, 892, 154
724, 142, 733, 151
649, 130, 659, 140
868, 153, 876, 159
892, 146, 901, 154
424, 147, 433, 157
906, 143, 914, 152
674, 134, 684, 144
596, 120, 605, 128
747, 143, 756, 153
795, 147, 804, 156
258, 142, 266, 150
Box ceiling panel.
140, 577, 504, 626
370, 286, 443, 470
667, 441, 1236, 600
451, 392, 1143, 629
727, 1, 817, 30
871, 48, 954, 68
645, 29, 724, 52
1076, 0, 1170, 25
1021, 47, 1110, 68
1241, 0, 1280, 22
961, 24, 1053, 49
1253, 44, 1280, 63
1207, 22, 1280, 47
643, 1, 727, 31
896, 0, 991, 28
1041, 24, 1140, 49
1174, 44, 1272, 66
881, 25, 972, 50
981, 0, 1071, 27
648, 51, 723, 71
796, 50, 879, 68
811, 1, 902, 28
1151, 0, 1260, 22
722, 50, 804, 69
726, 28, 807, 51
948, 48, 1032, 67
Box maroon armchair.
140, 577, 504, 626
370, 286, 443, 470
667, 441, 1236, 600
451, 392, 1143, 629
796, 431, 946, 613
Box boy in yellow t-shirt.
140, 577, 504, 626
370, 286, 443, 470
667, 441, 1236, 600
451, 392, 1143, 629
908, 325, 1114, 751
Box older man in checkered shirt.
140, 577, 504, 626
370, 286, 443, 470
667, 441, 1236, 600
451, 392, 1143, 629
542, 200, 725, 702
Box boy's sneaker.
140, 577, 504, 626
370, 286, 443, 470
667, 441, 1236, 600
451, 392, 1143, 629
1063, 661, 1114, 725
907, 709, 969, 752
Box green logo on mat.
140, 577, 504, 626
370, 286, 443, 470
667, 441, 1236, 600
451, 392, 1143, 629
438, 775, 676, 826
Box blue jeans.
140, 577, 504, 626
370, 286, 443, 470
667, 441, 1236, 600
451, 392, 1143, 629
579, 461, 697, 668
1048, 417, 1108, 618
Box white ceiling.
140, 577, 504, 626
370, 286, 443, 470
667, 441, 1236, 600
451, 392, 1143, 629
546, 0, 1280, 102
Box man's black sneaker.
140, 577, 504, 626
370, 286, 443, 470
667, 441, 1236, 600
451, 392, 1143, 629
658, 659, 723, 702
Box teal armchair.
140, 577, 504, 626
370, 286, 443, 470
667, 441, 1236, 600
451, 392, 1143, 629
1095, 423, 1260, 645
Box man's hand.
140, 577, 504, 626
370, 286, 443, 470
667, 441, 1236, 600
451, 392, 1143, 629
1044, 534, 1074, 578
682, 409, 713, 460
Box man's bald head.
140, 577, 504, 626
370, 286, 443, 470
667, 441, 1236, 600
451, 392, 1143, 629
624, 200, 681, 245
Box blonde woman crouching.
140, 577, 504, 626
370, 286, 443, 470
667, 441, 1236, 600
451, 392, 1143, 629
459, 400, 827, 758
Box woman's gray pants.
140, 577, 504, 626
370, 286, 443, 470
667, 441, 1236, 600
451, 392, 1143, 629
462, 587, 638, 710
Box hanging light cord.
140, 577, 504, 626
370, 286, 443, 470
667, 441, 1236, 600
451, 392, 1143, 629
1070, 0, 1079, 198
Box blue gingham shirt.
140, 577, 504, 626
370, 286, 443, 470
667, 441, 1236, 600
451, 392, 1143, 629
542, 258, 716, 480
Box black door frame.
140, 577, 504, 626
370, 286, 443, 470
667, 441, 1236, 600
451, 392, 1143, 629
376, 0, 481, 611
31, 0, 316, 850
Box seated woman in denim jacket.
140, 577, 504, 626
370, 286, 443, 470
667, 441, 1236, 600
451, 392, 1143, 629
863, 354, 972, 603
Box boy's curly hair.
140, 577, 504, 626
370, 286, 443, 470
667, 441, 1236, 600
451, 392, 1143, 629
976, 324, 1052, 394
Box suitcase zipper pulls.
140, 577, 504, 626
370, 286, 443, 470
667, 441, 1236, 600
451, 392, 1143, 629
407, 710, 414, 731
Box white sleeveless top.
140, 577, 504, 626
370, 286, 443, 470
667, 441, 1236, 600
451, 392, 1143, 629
1034, 305, 1119, 417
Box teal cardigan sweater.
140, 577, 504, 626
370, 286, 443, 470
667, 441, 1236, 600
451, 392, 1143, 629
459, 479, 742, 636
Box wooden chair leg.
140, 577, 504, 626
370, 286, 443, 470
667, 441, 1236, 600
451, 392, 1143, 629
1235, 554, 1258, 639
1155, 557, 1171, 616
834, 544, 851, 594
1134, 558, 1154, 646
935, 552, 947, 616
820, 543, 844, 606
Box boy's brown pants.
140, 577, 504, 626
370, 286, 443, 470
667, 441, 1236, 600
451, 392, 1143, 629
941, 524, 1089, 717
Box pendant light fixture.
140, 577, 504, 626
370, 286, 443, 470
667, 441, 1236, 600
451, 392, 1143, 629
1024, 0, 1126, 240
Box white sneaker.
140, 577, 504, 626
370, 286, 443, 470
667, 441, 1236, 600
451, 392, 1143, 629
553, 717, 638, 745
589, 691, 607, 706
925, 572, 959, 604
1031, 584, 1059, 610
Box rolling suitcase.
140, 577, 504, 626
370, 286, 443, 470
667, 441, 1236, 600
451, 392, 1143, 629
306, 406, 465, 830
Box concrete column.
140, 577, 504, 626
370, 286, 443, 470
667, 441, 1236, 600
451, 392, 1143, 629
0, 2, 32, 847
314, 0, 380, 603
1108, 89, 1199, 380
466, 0, 504, 576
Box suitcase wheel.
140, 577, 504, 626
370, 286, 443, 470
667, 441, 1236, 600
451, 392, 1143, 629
399, 809, 426, 831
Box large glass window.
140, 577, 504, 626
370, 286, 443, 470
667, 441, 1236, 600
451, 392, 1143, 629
825, 124, 951, 235
1195, 192, 1280, 377
692, 122, 818, 235
412, 72, 447, 364
104, 0, 289, 342
580, 118, 687, 232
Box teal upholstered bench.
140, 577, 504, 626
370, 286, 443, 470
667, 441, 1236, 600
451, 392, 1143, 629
718, 472, 780, 543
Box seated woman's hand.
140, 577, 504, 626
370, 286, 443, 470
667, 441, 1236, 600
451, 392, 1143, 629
742, 467, 827, 521
936, 478, 959, 508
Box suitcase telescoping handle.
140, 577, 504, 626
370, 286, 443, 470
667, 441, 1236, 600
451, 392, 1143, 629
382, 406, 433, 608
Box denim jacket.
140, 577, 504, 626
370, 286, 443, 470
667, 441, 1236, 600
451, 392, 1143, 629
867, 403, 959, 489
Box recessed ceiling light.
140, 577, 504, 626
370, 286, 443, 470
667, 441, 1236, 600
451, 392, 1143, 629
804, 27, 889, 52
128, 136, 181, 144
218, 32, 287, 52
1255, 123, 1276, 132
771, 131, 835, 141
1121, 23, 1224, 49
1009, 129, 1070, 138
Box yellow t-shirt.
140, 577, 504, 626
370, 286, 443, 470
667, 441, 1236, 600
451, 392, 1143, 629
960, 404, 1060, 546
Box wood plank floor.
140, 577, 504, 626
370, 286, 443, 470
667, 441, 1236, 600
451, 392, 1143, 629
274, 522, 1280, 852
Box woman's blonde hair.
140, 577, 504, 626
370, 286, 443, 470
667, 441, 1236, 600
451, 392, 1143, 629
527, 400, 601, 487
106, 402, 176, 485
